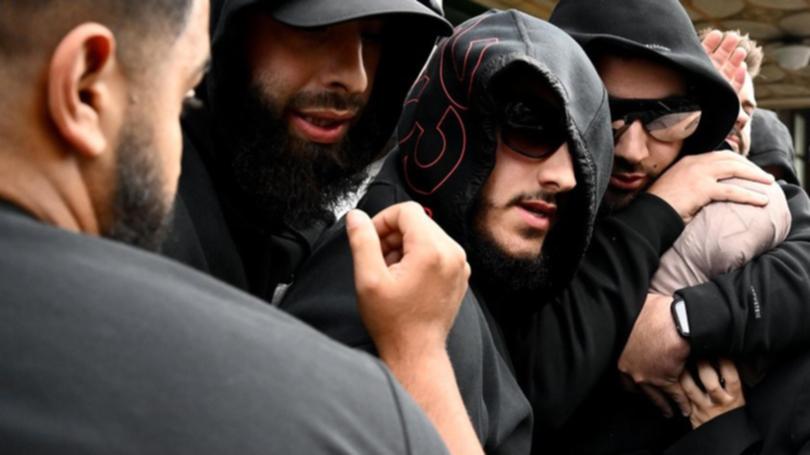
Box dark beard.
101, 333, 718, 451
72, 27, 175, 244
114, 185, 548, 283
466, 197, 554, 295
104, 118, 173, 252
213, 83, 381, 229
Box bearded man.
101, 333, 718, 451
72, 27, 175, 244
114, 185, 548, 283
163, 0, 452, 301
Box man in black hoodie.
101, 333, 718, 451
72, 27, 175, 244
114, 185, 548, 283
163, 0, 452, 302
0, 0, 471, 453
500, 0, 810, 453
281, 10, 617, 454
749, 108, 801, 185
158, 2, 493, 451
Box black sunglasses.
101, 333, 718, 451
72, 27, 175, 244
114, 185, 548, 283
499, 101, 568, 160
609, 96, 702, 144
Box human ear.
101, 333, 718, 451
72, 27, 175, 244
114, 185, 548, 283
47, 23, 121, 158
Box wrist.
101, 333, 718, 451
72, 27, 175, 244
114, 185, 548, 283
379, 342, 453, 391
376, 331, 448, 367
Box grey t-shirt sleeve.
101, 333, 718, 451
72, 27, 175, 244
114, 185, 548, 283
376, 362, 451, 455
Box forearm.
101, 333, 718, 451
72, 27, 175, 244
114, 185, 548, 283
679, 183, 810, 357
380, 344, 484, 455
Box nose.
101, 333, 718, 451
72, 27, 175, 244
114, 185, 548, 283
615, 120, 651, 165
322, 24, 370, 95
735, 105, 750, 131
537, 143, 577, 193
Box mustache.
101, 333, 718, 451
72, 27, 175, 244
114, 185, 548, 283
507, 191, 557, 208
287, 90, 367, 113
613, 155, 646, 175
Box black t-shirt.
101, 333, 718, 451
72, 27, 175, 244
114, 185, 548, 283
0, 202, 447, 454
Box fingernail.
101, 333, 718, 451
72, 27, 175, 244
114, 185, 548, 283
345, 210, 358, 229
346, 210, 366, 229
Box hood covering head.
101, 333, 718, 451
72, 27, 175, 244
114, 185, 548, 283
749, 108, 800, 185
550, 0, 738, 156
395, 10, 613, 292
198, 0, 451, 228
206, 0, 451, 160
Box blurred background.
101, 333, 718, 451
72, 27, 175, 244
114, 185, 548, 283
442, 0, 810, 187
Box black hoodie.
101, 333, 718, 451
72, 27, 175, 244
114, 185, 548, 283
550, 0, 739, 157
162, 0, 450, 300
281, 9, 615, 454
749, 108, 800, 186
394, 9, 612, 297
507, 0, 810, 453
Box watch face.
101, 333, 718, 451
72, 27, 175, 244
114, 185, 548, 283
672, 298, 690, 337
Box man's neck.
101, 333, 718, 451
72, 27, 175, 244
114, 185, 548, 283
0, 149, 100, 235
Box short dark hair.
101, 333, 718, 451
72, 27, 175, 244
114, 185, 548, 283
0, 0, 195, 74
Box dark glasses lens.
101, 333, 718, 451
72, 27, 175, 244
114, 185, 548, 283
501, 125, 567, 159
645, 111, 702, 142
500, 101, 567, 159
609, 96, 702, 144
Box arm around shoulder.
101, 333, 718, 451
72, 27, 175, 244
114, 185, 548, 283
678, 183, 810, 357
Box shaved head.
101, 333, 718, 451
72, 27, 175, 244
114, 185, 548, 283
0, 0, 194, 77
0, 0, 209, 250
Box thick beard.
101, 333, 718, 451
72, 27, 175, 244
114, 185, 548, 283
466, 195, 554, 295
212, 82, 380, 229
104, 117, 173, 253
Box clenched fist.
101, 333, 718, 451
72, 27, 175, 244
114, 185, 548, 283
346, 202, 471, 357
346, 203, 483, 455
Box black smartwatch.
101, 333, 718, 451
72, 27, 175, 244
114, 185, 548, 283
671, 296, 690, 338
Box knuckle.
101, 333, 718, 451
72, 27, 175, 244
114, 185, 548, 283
401, 201, 421, 212
631, 373, 646, 384
727, 382, 741, 392
423, 248, 443, 268
355, 275, 384, 298
402, 201, 426, 218
449, 258, 465, 277
716, 395, 732, 406
453, 248, 468, 269
455, 243, 467, 262
706, 384, 722, 396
